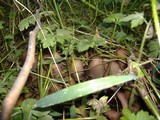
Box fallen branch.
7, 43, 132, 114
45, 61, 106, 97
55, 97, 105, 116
1, 1, 42, 120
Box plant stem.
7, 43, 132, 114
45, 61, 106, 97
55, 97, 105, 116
138, 20, 151, 62
151, 0, 160, 45
81, 0, 106, 15
38, 45, 43, 98
53, 0, 64, 28
144, 96, 160, 120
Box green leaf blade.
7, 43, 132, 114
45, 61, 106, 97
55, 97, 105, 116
35, 75, 137, 108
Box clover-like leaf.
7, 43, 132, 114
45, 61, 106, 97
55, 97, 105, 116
120, 108, 156, 120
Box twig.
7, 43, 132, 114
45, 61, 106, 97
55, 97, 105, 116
1, 1, 42, 120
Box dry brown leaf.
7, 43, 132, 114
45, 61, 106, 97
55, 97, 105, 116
104, 109, 121, 120
88, 57, 105, 79
116, 48, 128, 57
109, 61, 122, 75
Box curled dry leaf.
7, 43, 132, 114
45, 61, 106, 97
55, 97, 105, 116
70, 59, 85, 81
123, 89, 131, 101
116, 48, 128, 57
108, 61, 122, 75
116, 48, 128, 70
130, 102, 141, 112
88, 57, 105, 79
116, 91, 128, 108
24, 92, 32, 99
133, 50, 139, 58
103, 58, 109, 70
103, 59, 109, 76
104, 109, 121, 120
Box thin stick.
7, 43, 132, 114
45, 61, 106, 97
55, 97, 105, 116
1, 1, 42, 120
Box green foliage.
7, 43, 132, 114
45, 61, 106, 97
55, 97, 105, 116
0, 20, 4, 29
103, 12, 145, 28
21, 99, 37, 120
49, 111, 62, 117
38, 28, 74, 48
18, 15, 36, 31
31, 110, 53, 120
77, 36, 106, 52
148, 40, 160, 58
120, 108, 157, 120
152, 62, 160, 85
35, 75, 137, 108
70, 104, 77, 118
0, 68, 20, 104
120, 12, 144, 28
103, 13, 125, 25
18, 11, 55, 31
4, 34, 14, 40
1, 0, 160, 119
0, 81, 8, 103
12, 99, 36, 120
12, 99, 53, 120
38, 27, 106, 55
9, 11, 16, 19
115, 31, 134, 43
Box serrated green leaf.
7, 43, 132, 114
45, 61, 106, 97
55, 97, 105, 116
56, 29, 74, 44
56, 29, 73, 39
126, 35, 134, 42
94, 37, 106, 46
115, 31, 127, 43
136, 110, 157, 120
131, 18, 144, 28
18, 15, 36, 31
103, 13, 124, 23
121, 108, 136, 120
120, 12, 144, 22
21, 99, 37, 120
42, 34, 56, 48
39, 115, 53, 120
148, 40, 160, 58
120, 12, 144, 28
77, 39, 93, 52
121, 109, 157, 120
38, 29, 49, 40
36, 75, 137, 108
32, 110, 50, 118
